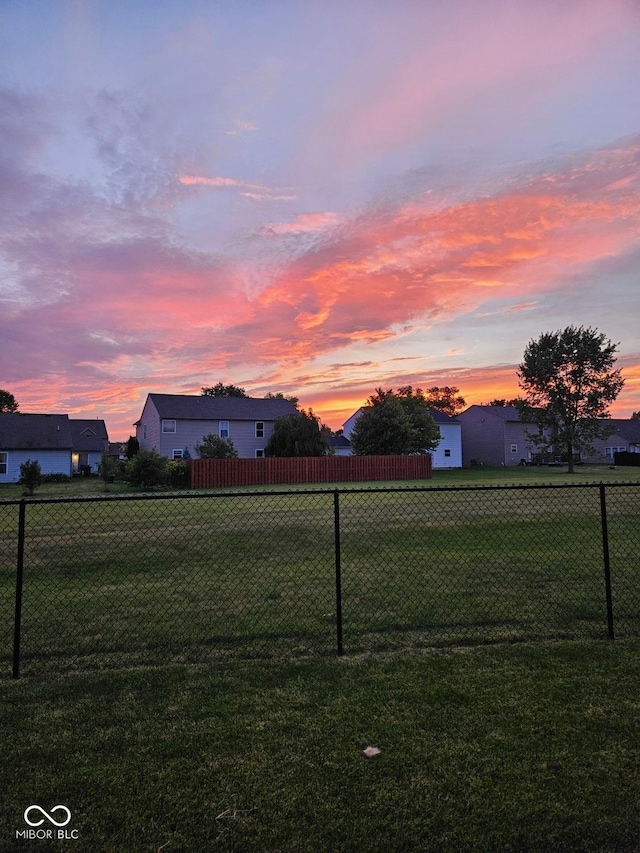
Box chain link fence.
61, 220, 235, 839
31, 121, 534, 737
2, 483, 639, 677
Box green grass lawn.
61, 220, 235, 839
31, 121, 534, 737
2, 474, 640, 677
2, 469, 640, 850
0, 462, 639, 501
3, 640, 640, 852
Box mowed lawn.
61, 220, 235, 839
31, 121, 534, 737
1, 466, 640, 676
2, 468, 640, 851
3, 641, 640, 852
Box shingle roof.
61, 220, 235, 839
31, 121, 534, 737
0, 413, 73, 449
461, 405, 521, 421
329, 434, 351, 449
69, 419, 110, 452
428, 408, 461, 424
606, 419, 640, 444
147, 393, 299, 421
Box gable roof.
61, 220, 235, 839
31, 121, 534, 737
460, 405, 521, 421
427, 408, 461, 424
146, 393, 299, 421
605, 419, 640, 445
0, 413, 73, 450
329, 434, 352, 449
69, 419, 110, 452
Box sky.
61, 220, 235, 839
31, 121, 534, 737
1, 0, 640, 439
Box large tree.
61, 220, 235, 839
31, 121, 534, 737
517, 326, 624, 473
0, 389, 19, 413
350, 388, 440, 456
265, 409, 331, 457
201, 383, 247, 397
423, 386, 466, 416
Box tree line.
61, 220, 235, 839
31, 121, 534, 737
1, 324, 634, 475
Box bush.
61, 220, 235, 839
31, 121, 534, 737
20, 459, 42, 495
99, 451, 118, 488
41, 473, 71, 483
125, 450, 168, 489
194, 434, 238, 459
166, 460, 189, 488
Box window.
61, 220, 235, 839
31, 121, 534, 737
172, 449, 183, 460
0, 452, 7, 475
444, 449, 451, 458
605, 446, 626, 458
219, 421, 229, 438
255, 449, 265, 458
162, 419, 176, 434
255, 421, 264, 438
510, 444, 518, 453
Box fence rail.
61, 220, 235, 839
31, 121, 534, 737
2, 482, 639, 678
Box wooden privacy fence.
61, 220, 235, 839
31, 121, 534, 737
187, 454, 432, 488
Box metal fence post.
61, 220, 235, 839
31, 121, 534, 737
12, 499, 26, 679
333, 489, 344, 656
599, 483, 615, 640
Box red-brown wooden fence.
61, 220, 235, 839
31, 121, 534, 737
187, 455, 432, 488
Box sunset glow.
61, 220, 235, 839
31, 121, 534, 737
2, 2, 639, 437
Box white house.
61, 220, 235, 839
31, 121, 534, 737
135, 393, 299, 459
341, 407, 463, 468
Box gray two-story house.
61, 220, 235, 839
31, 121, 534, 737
135, 394, 299, 459
458, 405, 543, 467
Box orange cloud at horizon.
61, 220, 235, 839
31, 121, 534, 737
8, 355, 640, 440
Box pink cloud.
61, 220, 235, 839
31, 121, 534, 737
178, 174, 296, 201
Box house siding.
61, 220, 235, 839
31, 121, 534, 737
151, 418, 277, 459
430, 423, 463, 468
0, 450, 72, 483
135, 394, 298, 459
136, 397, 161, 454
459, 406, 544, 466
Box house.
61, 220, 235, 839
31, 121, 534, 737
426, 409, 463, 468
135, 393, 299, 459
458, 405, 544, 466
328, 434, 352, 456
341, 407, 463, 468
0, 413, 74, 483
0, 414, 112, 483
580, 419, 640, 463
108, 442, 128, 464
69, 419, 110, 474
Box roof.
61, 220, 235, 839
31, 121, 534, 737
146, 393, 299, 421
605, 419, 640, 444
69, 419, 110, 452
0, 413, 73, 450
427, 408, 461, 424
329, 434, 352, 449
460, 405, 521, 421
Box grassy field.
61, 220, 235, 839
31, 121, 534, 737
3, 640, 640, 852
2, 468, 640, 850
1, 468, 640, 677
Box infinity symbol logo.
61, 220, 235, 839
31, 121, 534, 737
24, 805, 71, 827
